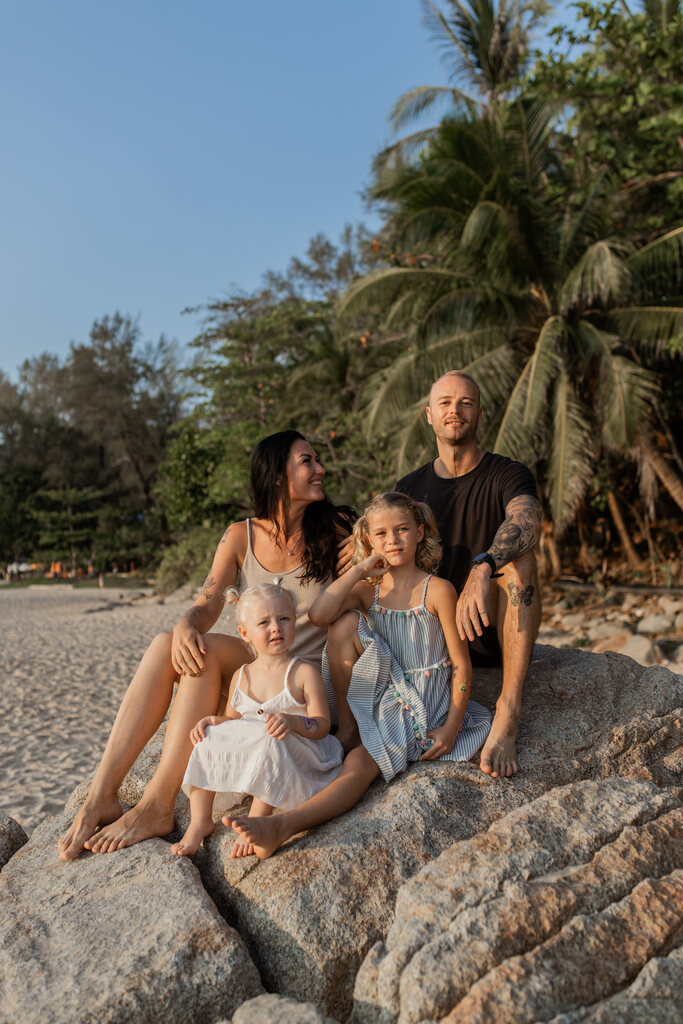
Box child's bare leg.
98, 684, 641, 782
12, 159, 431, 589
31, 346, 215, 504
226, 797, 274, 858
58, 631, 178, 860
326, 612, 364, 752
225, 746, 379, 859
171, 786, 216, 856
85, 634, 249, 854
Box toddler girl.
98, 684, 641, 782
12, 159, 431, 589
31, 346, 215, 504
171, 583, 344, 858
223, 492, 491, 859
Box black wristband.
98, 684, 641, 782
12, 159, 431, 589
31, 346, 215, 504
471, 552, 502, 579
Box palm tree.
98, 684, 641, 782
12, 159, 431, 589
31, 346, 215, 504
377, 0, 549, 168
341, 106, 683, 531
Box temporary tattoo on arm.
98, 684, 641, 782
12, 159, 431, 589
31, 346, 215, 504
508, 583, 535, 607
457, 681, 470, 697
301, 716, 318, 731
489, 496, 542, 570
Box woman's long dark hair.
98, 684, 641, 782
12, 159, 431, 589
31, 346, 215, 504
250, 430, 356, 582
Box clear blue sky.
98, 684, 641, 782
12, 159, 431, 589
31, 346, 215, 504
0, 1, 574, 380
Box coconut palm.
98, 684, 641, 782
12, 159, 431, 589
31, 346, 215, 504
341, 105, 683, 531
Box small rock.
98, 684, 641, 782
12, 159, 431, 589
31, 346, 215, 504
674, 610, 683, 632
657, 596, 683, 617
592, 633, 661, 666
561, 612, 585, 630
0, 815, 27, 871
229, 993, 339, 1023
637, 613, 673, 636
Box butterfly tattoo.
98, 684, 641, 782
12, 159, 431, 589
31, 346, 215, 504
508, 583, 535, 607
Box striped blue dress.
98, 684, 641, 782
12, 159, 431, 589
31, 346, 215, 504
338, 576, 491, 781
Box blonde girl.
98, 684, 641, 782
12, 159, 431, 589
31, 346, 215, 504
223, 492, 491, 859
171, 584, 343, 858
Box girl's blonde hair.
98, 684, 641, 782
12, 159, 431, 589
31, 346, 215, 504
226, 582, 296, 628
352, 492, 442, 572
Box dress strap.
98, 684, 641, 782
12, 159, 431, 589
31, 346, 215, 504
231, 664, 246, 708
283, 657, 299, 691
373, 581, 381, 604
420, 574, 433, 606
246, 518, 253, 554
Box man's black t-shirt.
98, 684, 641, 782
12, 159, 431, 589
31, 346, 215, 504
396, 452, 538, 594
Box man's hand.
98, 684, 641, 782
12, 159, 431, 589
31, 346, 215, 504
336, 535, 355, 575
456, 568, 491, 641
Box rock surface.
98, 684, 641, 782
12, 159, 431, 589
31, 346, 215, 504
185, 645, 682, 1018
0, 814, 27, 870
0, 812, 263, 1024
224, 993, 340, 1023
352, 777, 683, 1024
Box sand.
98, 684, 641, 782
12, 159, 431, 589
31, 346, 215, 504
0, 585, 185, 834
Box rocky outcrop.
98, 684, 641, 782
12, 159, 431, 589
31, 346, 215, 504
352, 777, 683, 1023
186, 646, 682, 1018
0, 814, 27, 870
0, 812, 263, 1024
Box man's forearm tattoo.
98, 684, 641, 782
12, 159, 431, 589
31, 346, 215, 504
508, 583, 535, 607
489, 496, 542, 569
301, 716, 318, 731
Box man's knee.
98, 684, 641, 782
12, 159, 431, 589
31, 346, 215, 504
328, 610, 360, 650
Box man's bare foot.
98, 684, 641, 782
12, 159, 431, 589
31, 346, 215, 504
83, 799, 175, 853
58, 796, 123, 861
171, 819, 214, 856
223, 813, 290, 860
229, 837, 255, 858
480, 705, 520, 778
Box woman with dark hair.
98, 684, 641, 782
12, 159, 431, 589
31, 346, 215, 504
58, 431, 354, 859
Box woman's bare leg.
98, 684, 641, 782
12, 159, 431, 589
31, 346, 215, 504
171, 786, 216, 856
58, 631, 179, 860
85, 634, 250, 853
224, 746, 380, 859
229, 797, 274, 858
326, 612, 364, 752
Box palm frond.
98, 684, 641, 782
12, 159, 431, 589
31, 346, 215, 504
547, 372, 595, 531
558, 173, 609, 266
605, 306, 683, 355
523, 315, 563, 425
338, 265, 459, 319
389, 85, 477, 132
626, 225, 683, 293
372, 127, 443, 173
559, 241, 631, 315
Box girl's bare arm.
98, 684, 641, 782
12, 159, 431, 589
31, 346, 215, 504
308, 554, 385, 626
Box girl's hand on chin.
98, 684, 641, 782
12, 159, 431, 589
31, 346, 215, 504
361, 552, 389, 577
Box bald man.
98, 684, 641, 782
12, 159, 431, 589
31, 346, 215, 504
395, 371, 541, 778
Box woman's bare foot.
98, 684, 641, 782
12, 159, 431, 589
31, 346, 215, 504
83, 798, 175, 853
58, 796, 123, 861
229, 837, 255, 858
223, 813, 290, 860
480, 704, 520, 778
171, 819, 214, 856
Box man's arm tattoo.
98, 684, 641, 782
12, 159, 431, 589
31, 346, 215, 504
489, 496, 542, 570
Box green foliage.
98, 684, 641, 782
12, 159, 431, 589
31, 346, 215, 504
154, 525, 219, 596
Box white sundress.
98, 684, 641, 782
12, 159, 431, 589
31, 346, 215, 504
324, 576, 492, 782
182, 658, 344, 809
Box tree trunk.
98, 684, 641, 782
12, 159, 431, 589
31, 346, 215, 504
640, 436, 683, 512
606, 490, 644, 574
540, 518, 562, 578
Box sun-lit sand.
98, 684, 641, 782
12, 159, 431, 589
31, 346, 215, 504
0, 585, 187, 833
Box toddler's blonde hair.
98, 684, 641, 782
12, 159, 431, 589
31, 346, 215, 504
352, 492, 442, 573
226, 582, 296, 628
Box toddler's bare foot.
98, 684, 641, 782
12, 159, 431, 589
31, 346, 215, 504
229, 837, 255, 858
58, 795, 123, 861
480, 704, 520, 778
223, 813, 290, 860
171, 819, 214, 856
84, 798, 175, 853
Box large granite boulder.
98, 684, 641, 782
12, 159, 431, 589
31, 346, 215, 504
352, 777, 683, 1023
187, 647, 682, 1018
0, 812, 263, 1024
0, 814, 27, 871
223, 992, 340, 1022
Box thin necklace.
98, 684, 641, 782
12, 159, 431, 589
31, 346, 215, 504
285, 529, 303, 556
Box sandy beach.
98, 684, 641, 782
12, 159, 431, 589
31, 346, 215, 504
0, 586, 188, 833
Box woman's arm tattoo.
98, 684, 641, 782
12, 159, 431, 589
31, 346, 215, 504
488, 495, 542, 570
